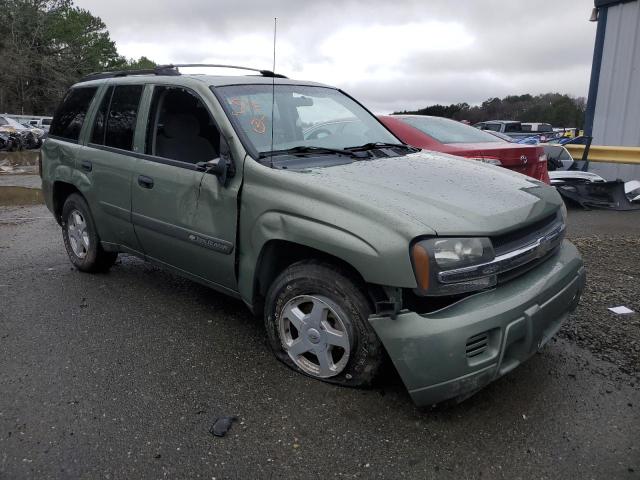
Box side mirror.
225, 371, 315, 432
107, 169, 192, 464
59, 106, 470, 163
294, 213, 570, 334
196, 157, 228, 185
195, 134, 235, 186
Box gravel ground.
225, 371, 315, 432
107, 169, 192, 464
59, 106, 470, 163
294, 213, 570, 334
563, 209, 640, 377
0, 187, 639, 479
561, 236, 640, 375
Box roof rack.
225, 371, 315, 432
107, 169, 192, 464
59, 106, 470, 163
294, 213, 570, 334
78, 64, 287, 83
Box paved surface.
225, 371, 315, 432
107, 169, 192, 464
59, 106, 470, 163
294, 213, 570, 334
1, 200, 639, 479
0, 175, 41, 189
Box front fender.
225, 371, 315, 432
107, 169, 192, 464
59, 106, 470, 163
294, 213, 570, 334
237, 209, 418, 304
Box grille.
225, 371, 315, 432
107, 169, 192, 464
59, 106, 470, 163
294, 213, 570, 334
492, 212, 559, 256
466, 333, 489, 358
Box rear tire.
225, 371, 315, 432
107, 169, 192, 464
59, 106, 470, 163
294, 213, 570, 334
61, 193, 117, 272
264, 261, 383, 387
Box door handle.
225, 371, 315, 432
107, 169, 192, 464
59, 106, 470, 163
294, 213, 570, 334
137, 175, 154, 189
80, 160, 92, 172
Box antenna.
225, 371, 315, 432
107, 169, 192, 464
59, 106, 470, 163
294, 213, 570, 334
270, 17, 277, 168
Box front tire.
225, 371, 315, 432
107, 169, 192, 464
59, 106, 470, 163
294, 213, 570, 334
264, 261, 383, 387
61, 193, 117, 272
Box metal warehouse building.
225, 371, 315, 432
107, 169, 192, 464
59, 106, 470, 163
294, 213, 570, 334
585, 0, 640, 180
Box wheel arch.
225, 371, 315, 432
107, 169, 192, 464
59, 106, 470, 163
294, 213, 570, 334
250, 239, 373, 316
52, 181, 83, 224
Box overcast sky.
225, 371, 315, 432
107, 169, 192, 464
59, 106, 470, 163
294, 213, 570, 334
75, 0, 597, 113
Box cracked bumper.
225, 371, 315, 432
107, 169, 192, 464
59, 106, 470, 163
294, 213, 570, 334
369, 240, 586, 407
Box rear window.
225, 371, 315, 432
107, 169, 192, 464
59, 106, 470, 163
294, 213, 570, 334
400, 116, 502, 144
49, 87, 98, 141
504, 123, 521, 133
477, 123, 501, 132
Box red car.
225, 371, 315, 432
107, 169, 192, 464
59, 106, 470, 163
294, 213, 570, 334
378, 115, 550, 183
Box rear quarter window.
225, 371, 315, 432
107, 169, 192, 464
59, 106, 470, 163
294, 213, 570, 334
49, 87, 98, 141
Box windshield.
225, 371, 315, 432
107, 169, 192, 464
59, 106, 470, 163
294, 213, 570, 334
215, 84, 401, 156
400, 116, 503, 144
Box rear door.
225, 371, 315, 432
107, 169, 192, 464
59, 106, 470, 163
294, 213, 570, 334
84, 84, 144, 252
130, 85, 239, 292
42, 86, 99, 212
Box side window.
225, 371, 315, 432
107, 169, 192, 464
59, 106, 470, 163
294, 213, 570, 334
104, 85, 143, 151
145, 86, 220, 164
90, 86, 114, 145
49, 87, 98, 141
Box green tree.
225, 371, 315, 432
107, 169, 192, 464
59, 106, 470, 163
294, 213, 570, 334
0, 0, 155, 115
396, 93, 586, 128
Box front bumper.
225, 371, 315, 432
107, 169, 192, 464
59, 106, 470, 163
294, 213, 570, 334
369, 240, 585, 407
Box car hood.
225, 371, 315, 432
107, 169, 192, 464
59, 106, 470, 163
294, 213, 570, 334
297, 150, 562, 236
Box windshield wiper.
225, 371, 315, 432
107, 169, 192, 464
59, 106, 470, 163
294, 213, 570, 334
259, 145, 369, 159
347, 142, 419, 152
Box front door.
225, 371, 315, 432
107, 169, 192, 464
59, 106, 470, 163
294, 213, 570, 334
131, 85, 239, 292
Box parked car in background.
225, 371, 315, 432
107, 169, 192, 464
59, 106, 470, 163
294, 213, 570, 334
25, 116, 53, 133
20, 122, 45, 146
379, 115, 550, 183
0, 131, 18, 151
474, 120, 559, 142
0, 115, 41, 149
5, 114, 53, 133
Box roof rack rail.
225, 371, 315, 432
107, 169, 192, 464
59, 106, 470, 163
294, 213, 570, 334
78, 63, 287, 83
165, 64, 287, 78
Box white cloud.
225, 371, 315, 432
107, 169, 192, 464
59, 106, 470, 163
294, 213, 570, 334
75, 0, 597, 113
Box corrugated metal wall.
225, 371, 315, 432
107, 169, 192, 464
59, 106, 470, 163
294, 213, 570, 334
590, 0, 640, 180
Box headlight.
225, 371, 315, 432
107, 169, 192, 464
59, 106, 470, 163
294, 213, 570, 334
411, 237, 496, 296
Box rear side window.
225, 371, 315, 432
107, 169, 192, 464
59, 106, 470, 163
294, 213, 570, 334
49, 87, 98, 141
104, 85, 143, 151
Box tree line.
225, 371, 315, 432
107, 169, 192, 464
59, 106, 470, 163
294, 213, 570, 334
0, 0, 154, 115
395, 93, 587, 128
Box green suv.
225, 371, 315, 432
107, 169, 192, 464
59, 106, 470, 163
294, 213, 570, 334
41, 65, 586, 406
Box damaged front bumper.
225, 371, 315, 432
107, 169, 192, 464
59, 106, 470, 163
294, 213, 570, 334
369, 240, 585, 407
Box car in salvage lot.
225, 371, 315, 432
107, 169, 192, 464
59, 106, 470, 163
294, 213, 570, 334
0, 115, 43, 149
41, 65, 585, 406
379, 114, 550, 183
